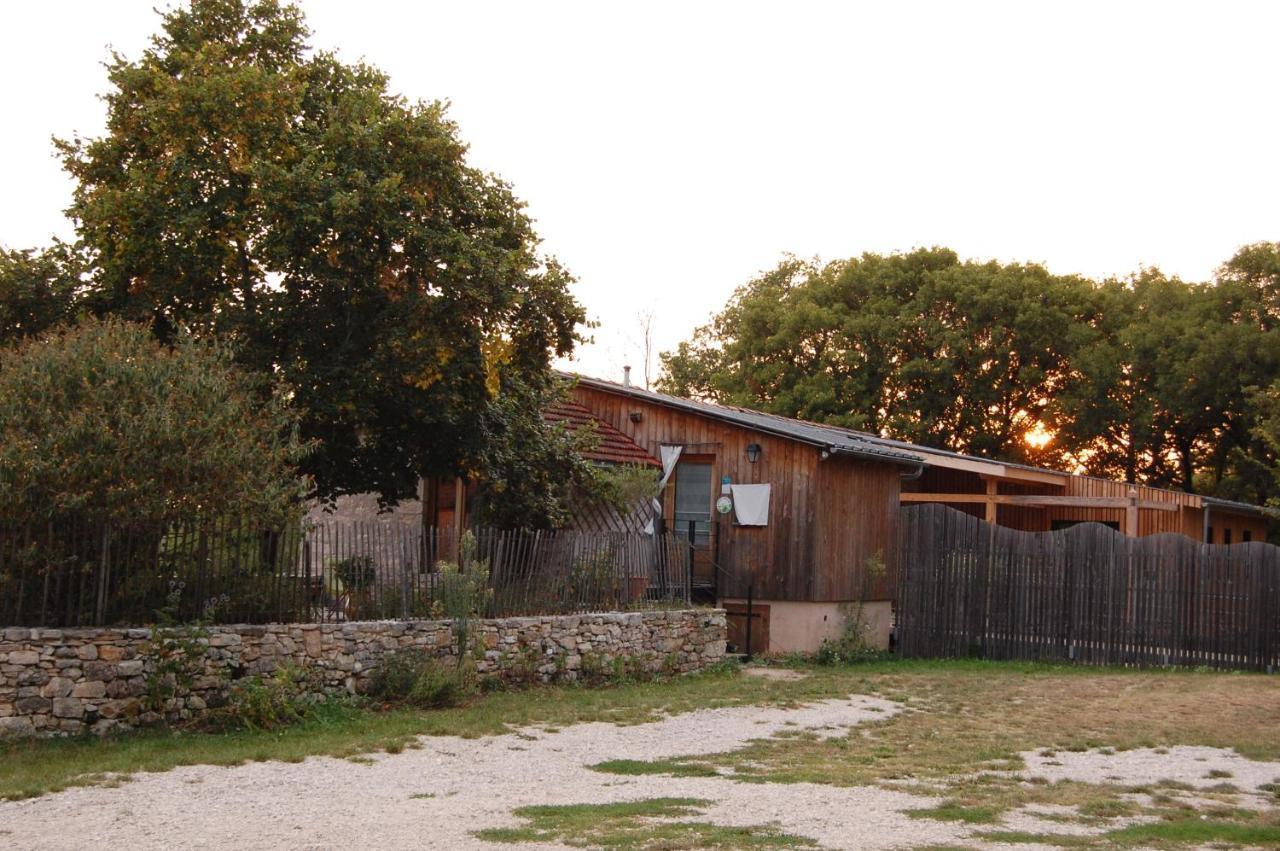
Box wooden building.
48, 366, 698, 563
566, 374, 1275, 654
569, 376, 924, 654
318, 372, 1274, 656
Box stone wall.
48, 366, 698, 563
0, 609, 726, 737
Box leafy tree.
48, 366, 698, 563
659, 248, 1097, 464
1248, 381, 1280, 504
469, 379, 603, 530
57, 0, 584, 508
0, 317, 308, 527
0, 243, 82, 343
1049, 273, 1174, 485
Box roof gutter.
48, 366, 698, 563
823, 444, 926, 476
1201, 496, 1280, 520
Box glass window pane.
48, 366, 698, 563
674, 462, 712, 544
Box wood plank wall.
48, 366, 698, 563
571, 386, 903, 602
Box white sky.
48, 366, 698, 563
2, 1, 1278, 383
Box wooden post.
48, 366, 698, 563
1125, 487, 1138, 633
984, 477, 999, 525
454, 476, 466, 541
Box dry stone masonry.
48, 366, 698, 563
0, 610, 725, 737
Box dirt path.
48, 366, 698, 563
0, 695, 974, 850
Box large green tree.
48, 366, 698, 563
659, 248, 1097, 464
57, 0, 584, 508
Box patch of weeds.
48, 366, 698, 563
475, 797, 818, 849
366, 650, 474, 709
905, 802, 1000, 824
590, 758, 721, 778
207, 664, 322, 732
978, 830, 1088, 846
1205, 768, 1233, 779
1203, 781, 1240, 794
1077, 797, 1138, 819
409, 792, 436, 799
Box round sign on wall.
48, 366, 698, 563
715, 495, 733, 515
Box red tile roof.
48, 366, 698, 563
544, 401, 660, 467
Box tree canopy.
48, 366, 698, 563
660, 244, 1280, 504
50, 0, 585, 510
0, 317, 308, 527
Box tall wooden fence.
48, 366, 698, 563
896, 503, 1280, 672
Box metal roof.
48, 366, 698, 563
568, 375, 924, 467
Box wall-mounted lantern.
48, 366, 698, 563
745, 442, 762, 464
629, 411, 643, 423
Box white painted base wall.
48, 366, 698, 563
720, 599, 893, 655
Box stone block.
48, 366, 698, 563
40, 677, 75, 699
83, 661, 116, 680
0, 716, 35, 737
72, 681, 107, 699
7, 651, 40, 666
116, 660, 144, 677
76, 644, 99, 661
97, 645, 126, 662
51, 698, 84, 719
99, 698, 139, 720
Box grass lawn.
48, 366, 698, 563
3, 658, 1278, 848
476, 797, 818, 849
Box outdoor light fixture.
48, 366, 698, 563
629, 411, 643, 423
745, 442, 762, 464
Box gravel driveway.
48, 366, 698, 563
0, 695, 977, 850
3, 694, 1278, 850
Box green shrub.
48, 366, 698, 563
0, 316, 308, 528
143, 582, 214, 714
210, 664, 317, 731
502, 645, 544, 687
367, 649, 473, 709
334, 555, 376, 590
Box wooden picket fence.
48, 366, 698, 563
896, 503, 1280, 672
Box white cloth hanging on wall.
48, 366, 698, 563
644, 444, 684, 534
730, 483, 771, 526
